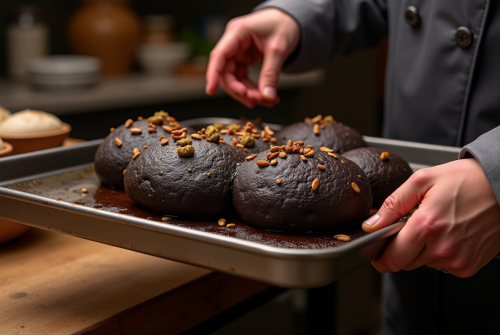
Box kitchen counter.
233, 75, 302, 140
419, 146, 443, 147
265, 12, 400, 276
0, 70, 324, 116
0, 228, 271, 334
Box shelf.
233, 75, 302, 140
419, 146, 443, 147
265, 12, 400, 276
0, 70, 324, 116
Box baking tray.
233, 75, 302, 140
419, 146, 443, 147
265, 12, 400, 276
0, 118, 461, 288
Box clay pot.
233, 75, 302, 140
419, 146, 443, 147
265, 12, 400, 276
68, 0, 140, 74
0, 123, 71, 155
0, 219, 30, 244
0, 142, 13, 158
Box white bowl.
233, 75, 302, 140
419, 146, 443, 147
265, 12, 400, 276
29, 55, 101, 91
137, 43, 190, 76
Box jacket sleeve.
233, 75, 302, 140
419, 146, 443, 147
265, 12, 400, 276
254, 0, 388, 73
460, 126, 500, 205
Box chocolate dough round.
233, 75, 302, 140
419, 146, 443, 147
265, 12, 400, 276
276, 121, 366, 154
94, 119, 195, 189
233, 144, 372, 232
123, 136, 246, 218
343, 147, 412, 207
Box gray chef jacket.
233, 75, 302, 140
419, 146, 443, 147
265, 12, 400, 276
254, 0, 500, 334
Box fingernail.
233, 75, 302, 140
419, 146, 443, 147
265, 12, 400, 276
364, 214, 380, 226
263, 86, 276, 100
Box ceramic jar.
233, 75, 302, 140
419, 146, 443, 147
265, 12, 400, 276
68, 0, 139, 74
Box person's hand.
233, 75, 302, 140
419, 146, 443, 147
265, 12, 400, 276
363, 158, 500, 278
205, 9, 300, 108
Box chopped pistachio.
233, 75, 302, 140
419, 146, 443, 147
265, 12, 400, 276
323, 115, 336, 124
228, 123, 242, 131
206, 126, 221, 143
177, 138, 192, 147
240, 133, 255, 148
213, 123, 224, 130
177, 145, 195, 157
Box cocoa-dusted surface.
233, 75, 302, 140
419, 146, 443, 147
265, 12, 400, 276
276, 122, 366, 154
94, 120, 195, 190
233, 148, 373, 232
6, 166, 370, 249
343, 147, 413, 207
124, 138, 246, 218
220, 133, 271, 154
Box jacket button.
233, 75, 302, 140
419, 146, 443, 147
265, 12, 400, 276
456, 26, 472, 48
405, 6, 419, 27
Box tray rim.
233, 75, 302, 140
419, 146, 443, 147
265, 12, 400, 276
0, 168, 405, 260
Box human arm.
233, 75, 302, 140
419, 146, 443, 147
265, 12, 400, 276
363, 126, 500, 278
206, 0, 388, 108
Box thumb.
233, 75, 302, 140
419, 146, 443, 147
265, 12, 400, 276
362, 171, 431, 233
259, 40, 288, 101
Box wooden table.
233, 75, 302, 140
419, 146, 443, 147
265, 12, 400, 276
0, 228, 270, 334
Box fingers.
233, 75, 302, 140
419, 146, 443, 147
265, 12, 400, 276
259, 38, 289, 101
362, 169, 434, 233
371, 214, 427, 273
206, 23, 251, 96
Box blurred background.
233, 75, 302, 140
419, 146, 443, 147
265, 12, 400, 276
0, 1, 387, 334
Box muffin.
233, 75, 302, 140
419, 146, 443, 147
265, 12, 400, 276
343, 147, 412, 207
0, 109, 71, 154
276, 115, 366, 154
208, 121, 275, 154
124, 126, 246, 217
0, 109, 62, 134
94, 111, 195, 189
233, 141, 373, 232
0, 107, 11, 124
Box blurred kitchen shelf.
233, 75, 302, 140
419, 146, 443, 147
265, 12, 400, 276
0, 70, 324, 116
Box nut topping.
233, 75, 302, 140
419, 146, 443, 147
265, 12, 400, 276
125, 119, 133, 128
81, 188, 88, 193
133, 147, 140, 155
317, 164, 325, 170
114, 138, 123, 147
191, 134, 202, 140
276, 178, 282, 184
311, 114, 322, 123
246, 154, 258, 161
304, 150, 315, 157
132, 152, 140, 160
380, 152, 389, 160
162, 125, 173, 133
161, 139, 169, 146
130, 128, 142, 135
269, 152, 279, 159
327, 152, 338, 159
313, 124, 320, 136
312, 178, 320, 191
256, 160, 270, 167
177, 145, 195, 157
270, 159, 278, 166
320, 147, 333, 153
351, 182, 360, 193
264, 125, 274, 136
270, 146, 280, 153
218, 218, 226, 226
334, 234, 351, 242
300, 155, 307, 161
226, 223, 236, 228
162, 217, 171, 222
279, 152, 287, 158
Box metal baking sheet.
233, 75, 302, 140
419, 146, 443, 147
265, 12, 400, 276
0, 118, 461, 288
